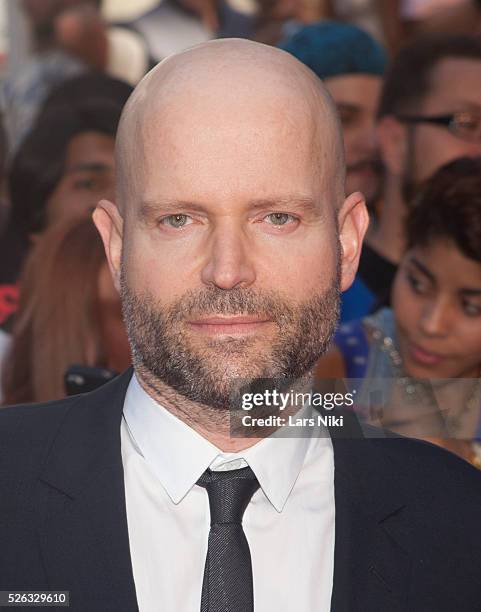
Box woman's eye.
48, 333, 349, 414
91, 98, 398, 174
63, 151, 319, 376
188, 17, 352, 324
338, 110, 357, 127
73, 179, 96, 190
160, 214, 191, 228
407, 272, 426, 294
462, 300, 481, 317
265, 212, 295, 226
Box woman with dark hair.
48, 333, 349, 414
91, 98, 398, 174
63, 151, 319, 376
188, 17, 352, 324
1, 216, 130, 404
316, 157, 481, 467
8, 73, 132, 244
0, 73, 132, 332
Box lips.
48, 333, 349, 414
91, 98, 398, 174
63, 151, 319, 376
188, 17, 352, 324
187, 316, 272, 335
408, 341, 446, 366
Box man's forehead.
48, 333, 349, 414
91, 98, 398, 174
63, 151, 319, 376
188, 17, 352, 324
145, 61, 328, 131
123, 39, 337, 133
115, 39, 345, 211
140, 88, 321, 158
426, 57, 481, 103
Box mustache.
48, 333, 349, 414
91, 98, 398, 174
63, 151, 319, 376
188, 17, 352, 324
165, 286, 293, 322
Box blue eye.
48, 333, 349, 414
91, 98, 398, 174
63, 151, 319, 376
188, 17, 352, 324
265, 213, 294, 226
161, 214, 191, 228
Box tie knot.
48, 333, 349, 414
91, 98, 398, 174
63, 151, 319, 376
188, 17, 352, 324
197, 466, 260, 525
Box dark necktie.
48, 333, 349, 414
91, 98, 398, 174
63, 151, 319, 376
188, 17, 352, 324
197, 466, 260, 612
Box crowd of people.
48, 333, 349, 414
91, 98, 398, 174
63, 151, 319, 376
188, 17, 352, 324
1, 0, 481, 471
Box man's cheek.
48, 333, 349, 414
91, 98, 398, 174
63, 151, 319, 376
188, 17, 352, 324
122, 254, 166, 297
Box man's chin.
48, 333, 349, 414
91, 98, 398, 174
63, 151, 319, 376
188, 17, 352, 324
185, 328, 271, 353
186, 348, 277, 380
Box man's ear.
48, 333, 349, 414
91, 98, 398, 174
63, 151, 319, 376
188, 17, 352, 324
377, 115, 408, 176
93, 199, 123, 292
338, 191, 369, 293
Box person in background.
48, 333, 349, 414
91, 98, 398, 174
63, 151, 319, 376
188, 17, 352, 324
316, 157, 481, 468
279, 20, 386, 321
2, 0, 106, 155
375, 0, 481, 54
401, 0, 481, 40
0, 73, 132, 333
330, 0, 391, 50
130, 0, 257, 62
1, 217, 130, 405
362, 34, 481, 310
3, 0, 146, 155
254, 0, 331, 45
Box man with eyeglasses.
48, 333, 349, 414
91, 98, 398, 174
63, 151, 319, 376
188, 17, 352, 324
355, 34, 481, 314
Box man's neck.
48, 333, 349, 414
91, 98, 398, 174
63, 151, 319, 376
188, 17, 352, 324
135, 368, 264, 452
365, 176, 406, 265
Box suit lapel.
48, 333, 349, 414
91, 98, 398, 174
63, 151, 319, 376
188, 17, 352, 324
37, 369, 139, 612
330, 433, 412, 612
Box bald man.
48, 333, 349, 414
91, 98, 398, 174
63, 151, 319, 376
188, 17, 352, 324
1, 40, 481, 612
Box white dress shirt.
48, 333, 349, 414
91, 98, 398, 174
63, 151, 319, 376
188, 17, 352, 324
121, 374, 335, 612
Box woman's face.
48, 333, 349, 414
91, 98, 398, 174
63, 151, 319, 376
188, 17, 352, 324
392, 239, 481, 379
46, 131, 115, 228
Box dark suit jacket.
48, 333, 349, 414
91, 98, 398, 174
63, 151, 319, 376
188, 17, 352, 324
1, 369, 481, 611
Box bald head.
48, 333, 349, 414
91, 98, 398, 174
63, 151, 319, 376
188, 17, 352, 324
94, 38, 368, 414
115, 38, 345, 215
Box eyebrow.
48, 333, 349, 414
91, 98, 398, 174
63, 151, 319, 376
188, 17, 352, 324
139, 196, 322, 220
459, 288, 481, 297
409, 256, 435, 283
409, 256, 481, 295
139, 200, 207, 220
454, 102, 481, 114
247, 197, 321, 215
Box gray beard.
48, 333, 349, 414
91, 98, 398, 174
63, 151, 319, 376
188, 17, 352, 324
120, 270, 340, 410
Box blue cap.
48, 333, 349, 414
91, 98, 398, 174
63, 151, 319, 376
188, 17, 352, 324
279, 20, 386, 80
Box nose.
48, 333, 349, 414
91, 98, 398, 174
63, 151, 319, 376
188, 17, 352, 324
200, 221, 256, 290
418, 298, 452, 338
364, 120, 378, 154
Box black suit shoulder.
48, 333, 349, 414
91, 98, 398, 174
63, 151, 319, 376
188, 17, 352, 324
338, 431, 481, 557
342, 428, 481, 505
0, 393, 82, 426
0, 370, 129, 462
0, 395, 84, 469
370, 431, 481, 493
0, 379, 133, 602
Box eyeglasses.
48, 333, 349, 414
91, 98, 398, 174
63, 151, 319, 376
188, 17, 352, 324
396, 111, 481, 143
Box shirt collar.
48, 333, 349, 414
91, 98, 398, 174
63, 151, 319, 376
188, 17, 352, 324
123, 374, 330, 511
123, 374, 220, 504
